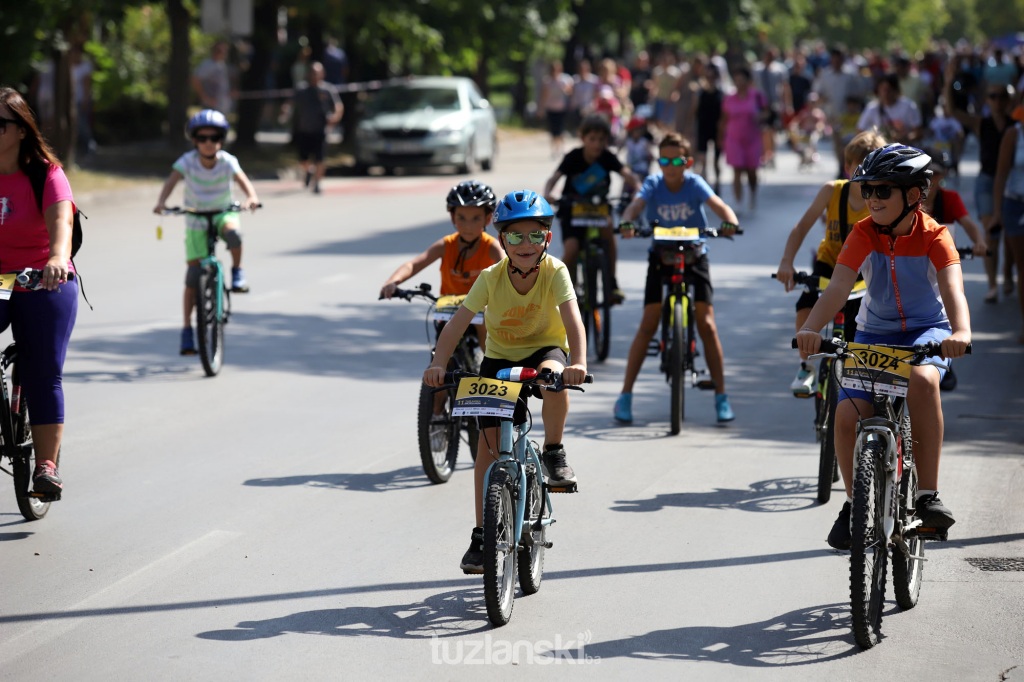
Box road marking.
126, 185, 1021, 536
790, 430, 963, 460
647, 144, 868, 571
0, 529, 240, 665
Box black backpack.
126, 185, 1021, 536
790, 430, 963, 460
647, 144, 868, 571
28, 164, 85, 258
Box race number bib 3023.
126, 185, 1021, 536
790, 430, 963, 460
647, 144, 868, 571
452, 377, 523, 418
0, 273, 18, 301
433, 295, 483, 324
840, 343, 915, 398
652, 227, 701, 241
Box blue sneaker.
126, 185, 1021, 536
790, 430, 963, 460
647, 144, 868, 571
614, 393, 633, 423
231, 267, 249, 293
180, 327, 197, 355
715, 394, 735, 422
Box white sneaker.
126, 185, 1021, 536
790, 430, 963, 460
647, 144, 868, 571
790, 363, 815, 397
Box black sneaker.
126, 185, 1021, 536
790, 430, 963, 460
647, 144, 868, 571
915, 493, 955, 530
542, 447, 577, 485
460, 527, 484, 574
304, 170, 312, 188
827, 501, 852, 550
33, 460, 63, 494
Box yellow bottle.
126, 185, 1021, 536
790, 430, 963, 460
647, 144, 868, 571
156, 225, 163, 240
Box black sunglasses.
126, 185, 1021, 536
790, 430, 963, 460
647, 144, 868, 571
860, 184, 898, 200
0, 116, 20, 132
193, 133, 224, 143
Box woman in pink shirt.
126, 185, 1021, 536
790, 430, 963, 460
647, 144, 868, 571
719, 66, 765, 213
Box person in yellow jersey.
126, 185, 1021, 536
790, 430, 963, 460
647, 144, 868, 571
775, 130, 887, 395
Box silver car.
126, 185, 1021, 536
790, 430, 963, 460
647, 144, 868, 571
354, 76, 497, 174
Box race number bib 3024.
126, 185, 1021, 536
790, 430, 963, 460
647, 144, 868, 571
840, 343, 915, 398
0, 273, 17, 301
451, 377, 523, 418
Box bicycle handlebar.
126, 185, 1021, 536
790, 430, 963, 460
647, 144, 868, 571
791, 337, 972, 358
162, 202, 263, 217
436, 368, 594, 393
7, 268, 76, 290
616, 222, 743, 238
957, 245, 989, 259
379, 282, 437, 302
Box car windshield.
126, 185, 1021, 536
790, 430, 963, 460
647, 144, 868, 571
368, 86, 461, 114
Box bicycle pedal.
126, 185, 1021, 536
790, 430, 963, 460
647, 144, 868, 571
913, 528, 949, 541
791, 391, 814, 399
695, 379, 716, 391
545, 481, 578, 494
28, 491, 61, 502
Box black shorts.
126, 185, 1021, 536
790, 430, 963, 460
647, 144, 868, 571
643, 250, 713, 306
795, 259, 860, 341
477, 346, 568, 427
295, 131, 327, 162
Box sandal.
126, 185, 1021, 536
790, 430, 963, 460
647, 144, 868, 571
984, 287, 998, 304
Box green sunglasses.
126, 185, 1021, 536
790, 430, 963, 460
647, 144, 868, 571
503, 230, 548, 245
658, 156, 688, 167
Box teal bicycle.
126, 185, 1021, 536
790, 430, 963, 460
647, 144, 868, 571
441, 367, 592, 626
163, 203, 260, 376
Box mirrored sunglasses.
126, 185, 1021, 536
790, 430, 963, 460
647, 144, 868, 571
658, 156, 688, 167
503, 230, 548, 245
860, 184, 896, 200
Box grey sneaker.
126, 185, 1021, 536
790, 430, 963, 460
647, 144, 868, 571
33, 460, 63, 494
541, 447, 577, 485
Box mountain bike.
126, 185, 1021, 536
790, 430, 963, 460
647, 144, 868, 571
630, 223, 741, 435
804, 337, 969, 649
774, 271, 866, 504
0, 269, 75, 520
441, 367, 592, 626
162, 203, 260, 377
561, 196, 616, 362
384, 283, 480, 483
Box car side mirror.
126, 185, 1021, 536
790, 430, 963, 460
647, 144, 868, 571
477, 99, 491, 110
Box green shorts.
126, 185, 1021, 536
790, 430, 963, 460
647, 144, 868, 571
185, 212, 240, 261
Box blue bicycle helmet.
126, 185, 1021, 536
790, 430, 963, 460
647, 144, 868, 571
493, 190, 554, 230
186, 109, 230, 138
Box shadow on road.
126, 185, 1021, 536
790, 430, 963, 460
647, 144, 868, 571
242, 465, 458, 493
195, 588, 488, 641
584, 603, 859, 666
610, 477, 819, 514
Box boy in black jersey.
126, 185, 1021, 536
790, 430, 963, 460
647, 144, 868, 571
543, 115, 639, 302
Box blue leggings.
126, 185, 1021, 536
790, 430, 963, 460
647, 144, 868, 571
0, 281, 78, 424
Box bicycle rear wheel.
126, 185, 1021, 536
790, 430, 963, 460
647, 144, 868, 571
816, 362, 838, 504
11, 398, 51, 521
483, 469, 516, 626
517, 457, 547, 595
892, 415, 924, 609
417, 383, 459, 483
196, 263, 225, 377
850, 438, 888, 649
587, 248, 613, 362
669, 296, 685, 435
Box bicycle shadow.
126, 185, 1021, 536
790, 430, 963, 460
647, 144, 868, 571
584, 602, 859, 666
195, 587, 488, 641
0, 531, 34, 541
611, 477, 818, 514
242, 465, 450, 493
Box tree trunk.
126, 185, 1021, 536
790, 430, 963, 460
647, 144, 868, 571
234, 0, 278, 147
166, 0, 190, 148
51, 43, 75, 166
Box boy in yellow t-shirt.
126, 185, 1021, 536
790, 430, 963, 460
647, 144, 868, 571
423, 190, 587, 575
775, 130, 886, 395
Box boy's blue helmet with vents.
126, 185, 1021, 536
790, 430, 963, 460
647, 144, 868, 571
493, 190, 554, 230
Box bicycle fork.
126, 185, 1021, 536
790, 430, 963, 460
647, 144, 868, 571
855, 425, 901, 541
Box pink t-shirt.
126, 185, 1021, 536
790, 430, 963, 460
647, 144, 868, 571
0, 165, 75, 272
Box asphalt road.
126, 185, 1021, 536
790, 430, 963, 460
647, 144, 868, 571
1, 132, 1022, 681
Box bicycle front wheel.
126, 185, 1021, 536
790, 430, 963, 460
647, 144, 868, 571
892, 415, 924, 609
816, 362, 839, 504
588, 248, 613, 362
196, 264, 225, 377
11, 399, 51, 521
669, 296, 685, 435
517, 457, 547, 595
416, 383, 458, 483
483, 469, 516, 626
850, 438, 888, 649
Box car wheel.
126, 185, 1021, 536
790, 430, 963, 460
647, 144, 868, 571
480, 135, 497, 171
458, 141, 476, 175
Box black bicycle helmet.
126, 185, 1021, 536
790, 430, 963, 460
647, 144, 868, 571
446, 180, 497, 212
851, 144, 933, 187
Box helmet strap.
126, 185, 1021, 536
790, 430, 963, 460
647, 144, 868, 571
454, 236, 480, 274
874, 186, 919, 235
508, 251, 547, 279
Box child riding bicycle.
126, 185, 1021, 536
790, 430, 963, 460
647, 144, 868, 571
794, 144, 971, 551
153, 109, 260, 355
615, 133, 740, 424
776, 130, 888, 396
422, 190, 587, 574
543, 114, 640, 303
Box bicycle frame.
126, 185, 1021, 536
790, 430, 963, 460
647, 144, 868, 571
484, 415, 552, 550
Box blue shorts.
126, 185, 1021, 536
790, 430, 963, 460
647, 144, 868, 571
975, 172, 995, 217
838, 327, 950, 404
1001, 196, 1024, 238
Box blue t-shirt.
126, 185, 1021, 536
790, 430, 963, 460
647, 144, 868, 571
639, 172, 714, 227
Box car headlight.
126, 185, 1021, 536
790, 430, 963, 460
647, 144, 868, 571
433, 126, 464, 141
